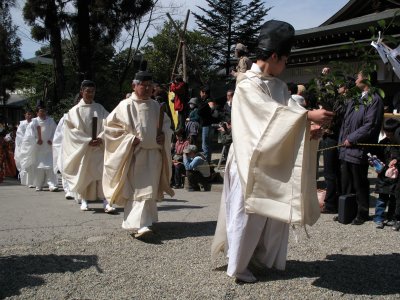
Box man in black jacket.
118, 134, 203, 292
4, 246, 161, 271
197, 86, 217, 163
321, 81, 351, 213
338, 71, 384, 225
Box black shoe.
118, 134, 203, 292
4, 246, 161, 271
203, 184, 211, 192
321, 207, 337, 214
187, 187, 200, 192
375, 221, 384, 229
393, 221, 400, 231
386, 220, 395, 227
351, 218, 366, 225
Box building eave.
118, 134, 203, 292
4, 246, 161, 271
296, 8, 399, 38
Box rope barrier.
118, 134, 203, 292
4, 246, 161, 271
317, 142, 400, 153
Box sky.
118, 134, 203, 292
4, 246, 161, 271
11, 0, 349, 59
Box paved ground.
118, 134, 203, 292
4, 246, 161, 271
0, 172, 400, 299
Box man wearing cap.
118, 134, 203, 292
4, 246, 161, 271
231, 43, 252, 77
183, 144, 211, 191
102, 63, 174, 238
186, 97, 200, 144
62, 80, 114, 212
211, 20, 334, 283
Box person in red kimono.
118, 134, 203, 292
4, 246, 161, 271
170, 76, 188, 130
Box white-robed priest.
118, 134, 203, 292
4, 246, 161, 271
62, 80, 115, 213
102, 63, 174, 239
20, 105, 58, 191
53, 112, 77, 200
211, 20, 334, 283
14, 109, 35, 187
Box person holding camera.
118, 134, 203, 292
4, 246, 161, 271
218, 90, 234, 161
183, 145, 211, 192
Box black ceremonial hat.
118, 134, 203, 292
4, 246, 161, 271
36, 100, 46, 110
135, 60, 153, 81
258, 20, 295, 56
80, 80, 96, 89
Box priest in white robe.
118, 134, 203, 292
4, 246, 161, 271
14, 109, 35, 187
103, 64, 174, 239
211, 20, 334, 283
53, 113, 77, 200
62, 80, 114, 213
20, 106, 58, 191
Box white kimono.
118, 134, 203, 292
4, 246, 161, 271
20, 116, 57, 188
62, 100, 109, 200
102, 95, 174, 230
53, 114, 77, 198
14, 119, 35, 186
211, 64, 320, 282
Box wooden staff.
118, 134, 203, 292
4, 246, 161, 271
92, 111, 98, 140
158, 103, 166, 136
37, 126, 42, 142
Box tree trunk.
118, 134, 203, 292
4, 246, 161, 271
45, 0, 65, 104
77, 0, 92, 82
226, 2, 233, 77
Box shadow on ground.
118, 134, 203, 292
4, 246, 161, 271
258, 253, 400, 296
162, 198, 189, 203
0, 178, 21, 186
133, 221, 217, 244
158, 204, 205, 211
0, 254, 101, 298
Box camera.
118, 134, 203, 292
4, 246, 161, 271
211, 122, 228, 131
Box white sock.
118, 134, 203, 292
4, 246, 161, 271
81, 200, 88, 209
137, 226, 151, 234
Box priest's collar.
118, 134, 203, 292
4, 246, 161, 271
250, 63, 262, 73
79, 99, 95, 106
130, 93, 151, 102
250, 63, 275, 80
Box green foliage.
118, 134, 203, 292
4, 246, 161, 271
14, 63, 53, 110
193, 0, 270, 74
0, 3, 21, 102
308, 12, 400, 111
51, 95, 77, 122
19, 0, 156, 115
142, 21, 215, 84
35, 45, 51, 56
307, 63, 385, 112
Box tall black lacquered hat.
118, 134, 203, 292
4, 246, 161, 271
36, 100, 46, 111
135, 60, 153, 81
258, 20, 295, 56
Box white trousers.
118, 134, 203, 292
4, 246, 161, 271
35, 168, 57, 188
20, 166, 35, 186
225, 159, 289, 282
122, 199, 158, 230
62, 176, 77, 198
78, 180, 105, 201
